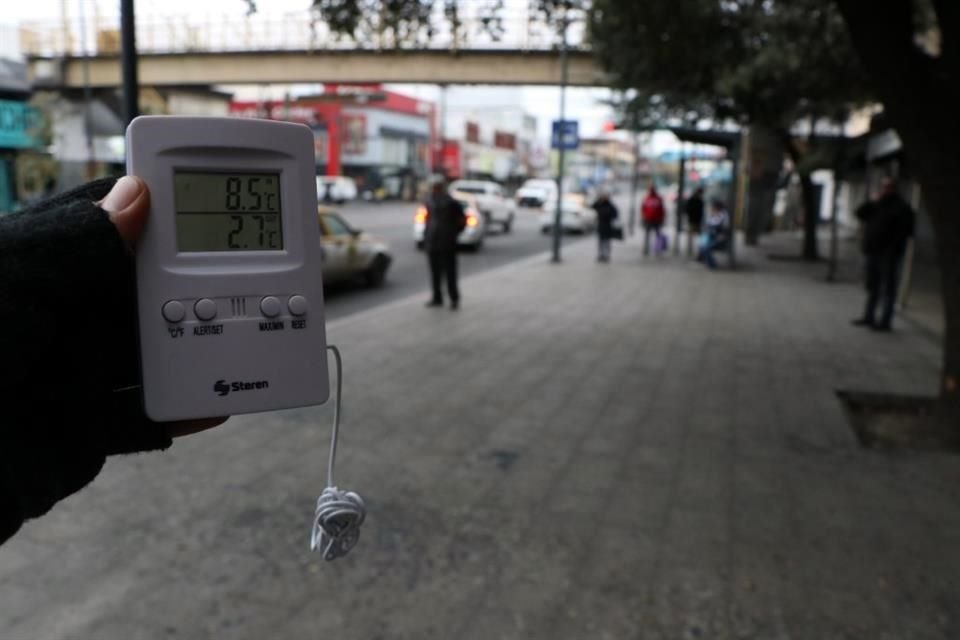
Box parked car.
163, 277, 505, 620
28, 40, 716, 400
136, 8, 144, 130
539, 196, 597, 234
448, 179, 516, 233
318, 207, 392, 287
516, 178, 558, 208
413, 194, 486, 251
316, 175, 358, 204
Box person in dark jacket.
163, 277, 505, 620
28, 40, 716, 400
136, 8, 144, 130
592, 192, 620, 262
0, 176, 227, 545
423, 181, 467, 310
852, 177, 916, 331
684, 187, 705, 257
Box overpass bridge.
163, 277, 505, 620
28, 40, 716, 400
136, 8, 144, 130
20, 8, 607, 88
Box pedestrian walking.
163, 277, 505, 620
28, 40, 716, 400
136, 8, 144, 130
684, 186, 705, 257
423, 181, 467, 310
697, 198, 731, 270
641, 184, 666, 256
852, 177, 915, 331
592, 192, 620, 263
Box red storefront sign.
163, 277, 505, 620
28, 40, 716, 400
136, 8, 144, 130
441, 140, 462, 178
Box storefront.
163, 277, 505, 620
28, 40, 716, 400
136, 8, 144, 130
0, 60, 46, 213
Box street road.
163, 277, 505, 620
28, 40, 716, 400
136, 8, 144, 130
321, 200, 591, 320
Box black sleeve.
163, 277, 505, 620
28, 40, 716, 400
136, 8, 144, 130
0, 178, 172, 545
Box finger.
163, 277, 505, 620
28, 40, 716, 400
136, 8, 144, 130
98, 176, 150, 249
166, 416, 229, 439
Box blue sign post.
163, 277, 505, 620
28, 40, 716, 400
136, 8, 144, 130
551, 120, 579, 150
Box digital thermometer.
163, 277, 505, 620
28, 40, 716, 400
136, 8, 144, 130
127, 116, 329, 421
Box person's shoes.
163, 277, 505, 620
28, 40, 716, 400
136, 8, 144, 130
450, 300, 459, 311
871, 323, 893, 332
425, 300, 443, 308
851, 318, 874, 327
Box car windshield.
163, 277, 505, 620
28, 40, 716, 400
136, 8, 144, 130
524, 180, 554, 190
323, 214, 353, 236
454, 186, 486, 194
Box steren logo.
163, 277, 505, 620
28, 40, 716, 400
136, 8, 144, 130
214, 379, 270, 397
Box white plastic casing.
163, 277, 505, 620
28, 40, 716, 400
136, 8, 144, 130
127, 116, 329, 421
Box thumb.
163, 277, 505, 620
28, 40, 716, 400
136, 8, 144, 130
98, 176, 149, 250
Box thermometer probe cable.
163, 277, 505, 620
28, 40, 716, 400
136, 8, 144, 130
310, 344, 366, 560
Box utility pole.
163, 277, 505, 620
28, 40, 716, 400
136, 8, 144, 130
628, 129, 639, 236
120, 0, 139, 126
551, 7, 569, 264
77, 0, 95, 180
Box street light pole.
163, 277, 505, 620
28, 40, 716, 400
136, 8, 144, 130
120, 0, 139, 127
77, 0, 96, 180
551, 8, 569, 264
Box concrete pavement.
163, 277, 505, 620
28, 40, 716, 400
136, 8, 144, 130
1, 230, 956, 639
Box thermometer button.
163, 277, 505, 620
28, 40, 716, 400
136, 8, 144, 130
161, 300, 185, 323
194, 298, 218, 321
260, 296, 282, 318
288, 295, 308, 316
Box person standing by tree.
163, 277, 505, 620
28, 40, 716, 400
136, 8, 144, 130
641, 184, 666, 256
852, 177, 915, 332
684, 186, 705, 257
592, 191, 620, 263
423, 181, 466, 310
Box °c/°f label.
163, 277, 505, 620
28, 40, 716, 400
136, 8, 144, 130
292, 319, 307, 330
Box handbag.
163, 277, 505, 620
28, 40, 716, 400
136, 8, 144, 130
610, 218, 624, 240
656, 231, 668, 252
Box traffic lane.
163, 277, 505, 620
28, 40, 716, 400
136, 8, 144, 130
321, 204, 589, 321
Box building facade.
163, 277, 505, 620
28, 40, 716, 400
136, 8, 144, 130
231, 85, 435, 200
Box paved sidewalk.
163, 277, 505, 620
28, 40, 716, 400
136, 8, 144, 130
2, 232, 957, 639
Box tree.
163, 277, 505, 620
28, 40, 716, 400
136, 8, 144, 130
589, 0, 872, 257
833, 0, 960, 428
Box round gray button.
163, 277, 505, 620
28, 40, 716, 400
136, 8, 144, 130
288, 295, 308, 316
260, 296, 282, 318
194, 298, 218, 321
162, 300, 185, 323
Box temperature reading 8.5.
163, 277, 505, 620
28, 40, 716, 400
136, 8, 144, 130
174, 171, 283, 252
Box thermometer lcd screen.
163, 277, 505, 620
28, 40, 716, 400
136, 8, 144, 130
174, 171, 283, 252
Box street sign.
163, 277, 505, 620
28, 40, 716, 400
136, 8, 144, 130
551, 120, 579, 150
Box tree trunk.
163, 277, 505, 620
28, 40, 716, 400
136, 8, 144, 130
799, 171, 820, 261
783, 134, 820, 261
916, 181, 960, 429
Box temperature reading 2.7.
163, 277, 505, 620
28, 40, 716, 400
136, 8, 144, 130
227, 213, 282, 250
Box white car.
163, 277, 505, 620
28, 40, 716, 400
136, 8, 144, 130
316, 176, 358, 204
539, 196, 597, 234
516, 178, 558, 208
414, 194, 487, 251
448, 180, 516, 233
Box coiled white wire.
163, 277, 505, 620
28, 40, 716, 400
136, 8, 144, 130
310, 345, 366, 560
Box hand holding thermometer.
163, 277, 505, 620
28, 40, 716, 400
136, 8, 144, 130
127, 116, 363, 559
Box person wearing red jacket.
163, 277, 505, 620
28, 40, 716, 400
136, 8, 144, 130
641, 185, 666, 256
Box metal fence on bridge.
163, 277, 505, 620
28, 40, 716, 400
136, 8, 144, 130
18, 3, 588, 58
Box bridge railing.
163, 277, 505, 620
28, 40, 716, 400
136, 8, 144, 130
18, 5, 588, 58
